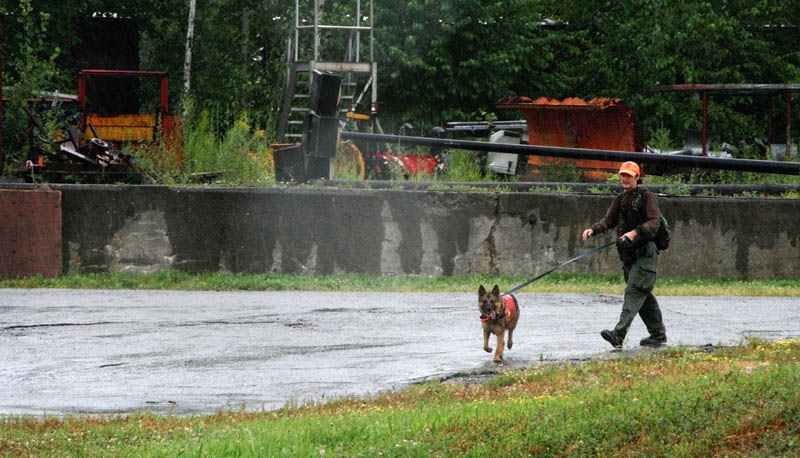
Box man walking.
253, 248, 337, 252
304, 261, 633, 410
581, 161, 667, 348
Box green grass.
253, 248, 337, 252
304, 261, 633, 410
3, 339, 800, 456
2, 271, 799, 296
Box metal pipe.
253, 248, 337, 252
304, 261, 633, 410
340, 131, 800, 175
325, 179, 800, 196
369, 0, 374, 63
787, 92, 792, 160
80, 69, 167, 77
702, 91, 708, 156
160, 76, 169, 112
768, 102, 772, 150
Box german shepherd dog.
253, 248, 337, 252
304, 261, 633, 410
478, 284, 520, 362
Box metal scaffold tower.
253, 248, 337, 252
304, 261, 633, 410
277, 0, 379, 142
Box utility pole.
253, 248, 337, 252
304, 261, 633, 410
183, 0, 198, 118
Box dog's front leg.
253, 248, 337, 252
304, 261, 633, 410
507, 329, 513, 349
494, 332, 505, 362
483, 329, 492, 353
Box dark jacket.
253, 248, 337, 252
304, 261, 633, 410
590, 186, 661, 262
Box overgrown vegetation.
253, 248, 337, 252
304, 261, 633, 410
133, 111, 275, 186
2, 338, 800, 456
3, 1, 800, 192
442, 150, 485, 182
133, 119, 271, 186
2, 271, 799, 297
3, 1, 800, 166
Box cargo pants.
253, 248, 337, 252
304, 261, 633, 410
613, 240, 666, 339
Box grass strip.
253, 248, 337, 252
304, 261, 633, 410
2, 271, 799, 296
2, 339, 800, 456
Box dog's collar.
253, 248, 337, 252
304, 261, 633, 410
480, 304, 507, 322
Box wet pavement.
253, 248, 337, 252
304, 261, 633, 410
1, 289, 798, 416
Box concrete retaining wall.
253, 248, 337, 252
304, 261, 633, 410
4, 184, 799, 279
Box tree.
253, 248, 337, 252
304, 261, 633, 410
183, 0, 197, 117
375, 0, 550, 128
1, 0, 71, 164
544, 0, 800, 145
374, 0, 800, 143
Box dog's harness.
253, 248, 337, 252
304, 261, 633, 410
480, 293, 518, 322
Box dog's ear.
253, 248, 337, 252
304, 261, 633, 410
478, 284, 486, 296
491, 284, 500, 296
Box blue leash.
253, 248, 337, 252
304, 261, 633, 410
504, 240, 617, 295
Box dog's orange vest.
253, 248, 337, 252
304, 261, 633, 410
502, 294, 517, 322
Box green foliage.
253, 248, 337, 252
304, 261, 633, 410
377, 0, 800, 141
442, 150, 484, 182
377, 0, 548, 127
664, 182, 693, 196
0, 0, 68, 163
537, 159, 582, 182
427, 184, 511, 193
3, 0, 800, 182
2, 0, 65, 86
781, 189, 800, 199
734, 190, 759, 199
187, 112, 274, 185
647, 126, 674, 152
587, 186, 613, 194
134, 110, 275, 186
331, 146, 362, 181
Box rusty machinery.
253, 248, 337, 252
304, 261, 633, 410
77, 69, 181, 153
6, 69, 182, 183
18, 104, 142, 183
495, 96, 642, 181
343, 91, 800, 180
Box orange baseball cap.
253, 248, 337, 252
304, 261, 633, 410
618, 161, 640, 177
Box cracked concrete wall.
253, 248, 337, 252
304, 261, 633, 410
41, 184, 800, 280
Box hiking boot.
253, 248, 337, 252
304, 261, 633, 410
640, 334, 667, 347
600, 330, 623, 349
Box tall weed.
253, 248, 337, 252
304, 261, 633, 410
443, 150, 486, 182
136, 111, 275, 186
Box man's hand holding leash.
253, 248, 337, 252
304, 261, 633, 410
583, 228, 637, 243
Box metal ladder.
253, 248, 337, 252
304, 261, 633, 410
277, 0, 378, 142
